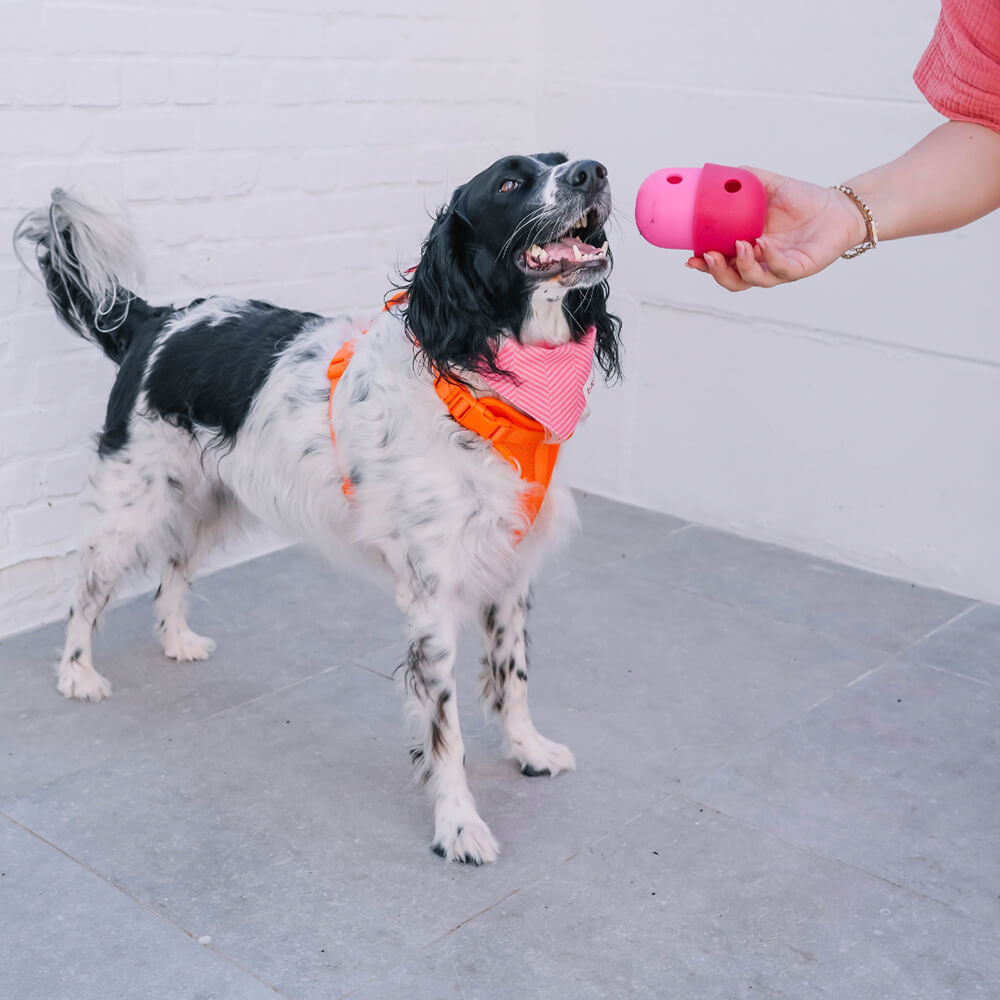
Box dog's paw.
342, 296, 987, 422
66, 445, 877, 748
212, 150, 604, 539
162, 629, 216, 662
513, 733, 576, 778
57, 660, 112, 702
431, 814, 499, 865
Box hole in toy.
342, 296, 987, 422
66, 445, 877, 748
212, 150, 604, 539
724, 179, 742, 193
666, 174, 683, 184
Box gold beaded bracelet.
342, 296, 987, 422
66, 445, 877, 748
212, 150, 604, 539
833, 184, 878, 259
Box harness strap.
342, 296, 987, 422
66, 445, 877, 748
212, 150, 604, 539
327, 340, 358, 498
327, 292, 560, 533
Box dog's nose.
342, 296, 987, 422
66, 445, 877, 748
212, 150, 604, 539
564, 160, 608, 194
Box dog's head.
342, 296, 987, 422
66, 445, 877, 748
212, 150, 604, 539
401, 152, 621, 383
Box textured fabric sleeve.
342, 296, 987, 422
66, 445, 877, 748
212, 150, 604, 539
913, 0, 1000, 133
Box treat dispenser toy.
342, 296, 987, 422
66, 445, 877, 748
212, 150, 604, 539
635, 163, 767, 258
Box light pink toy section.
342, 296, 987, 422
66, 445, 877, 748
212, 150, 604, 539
634, 163, 767, 258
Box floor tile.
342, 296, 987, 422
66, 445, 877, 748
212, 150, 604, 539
688, 659, 1000, 922
905, 603, 1000, 686
347, 797, 998, 1000
1, 664, 664, 1000
526, 558, 888, 786
572, 489, 689, 562
0, 546, 400, 798
0, 815, 280, 1000
3, 493, 996, 1000
626, 525, 972, 651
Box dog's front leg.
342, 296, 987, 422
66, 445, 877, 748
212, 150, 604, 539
480, 589, 576, 777
404, 603, 499, 865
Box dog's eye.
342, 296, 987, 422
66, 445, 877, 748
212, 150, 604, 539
499, 179, 521, 193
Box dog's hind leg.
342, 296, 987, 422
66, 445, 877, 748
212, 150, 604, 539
58, 446, 174, 701
479, 587, 576, 778
154, 483, 239, 662
402, 599, 499, 865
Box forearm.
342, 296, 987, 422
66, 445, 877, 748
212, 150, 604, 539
846, 121, 1000, 242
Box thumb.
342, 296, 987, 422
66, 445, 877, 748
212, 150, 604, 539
737, 166, 788, 199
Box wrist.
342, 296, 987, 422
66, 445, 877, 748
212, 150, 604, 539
833, 184, 878, 258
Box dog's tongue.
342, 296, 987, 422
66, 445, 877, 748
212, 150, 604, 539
540, 235, 603, 261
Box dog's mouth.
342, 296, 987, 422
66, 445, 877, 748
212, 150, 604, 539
518, 208, 609, 282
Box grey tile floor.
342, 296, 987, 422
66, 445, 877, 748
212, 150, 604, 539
1, 492, 998, 999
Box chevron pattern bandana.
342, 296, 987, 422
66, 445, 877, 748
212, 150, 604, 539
480, 326, 597, 441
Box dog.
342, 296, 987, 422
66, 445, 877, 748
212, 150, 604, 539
14, 152, 620, 864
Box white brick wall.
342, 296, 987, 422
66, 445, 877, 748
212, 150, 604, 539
7, 0, 1000, 638
0, 0, 539, 636
546, 0, 1000, 605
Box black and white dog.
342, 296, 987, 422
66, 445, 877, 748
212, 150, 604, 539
14, 153, 620, 864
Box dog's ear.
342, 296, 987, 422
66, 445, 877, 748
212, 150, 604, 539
402, 188, 504, 383
565, 270, 623, 383
533, 151, 568, 167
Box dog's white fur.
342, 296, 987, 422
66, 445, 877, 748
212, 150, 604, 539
56, 299, 584, 864
21, 155, 616, 864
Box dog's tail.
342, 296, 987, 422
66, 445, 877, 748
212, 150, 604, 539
14, 189, 150, 364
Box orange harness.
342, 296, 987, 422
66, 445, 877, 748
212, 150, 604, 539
327, 294, 560, 532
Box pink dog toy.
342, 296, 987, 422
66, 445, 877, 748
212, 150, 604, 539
635, 164, 767, 258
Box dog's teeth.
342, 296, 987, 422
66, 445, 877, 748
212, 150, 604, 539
573, 244, 582, 261
538, 247, 549, 261
530, 244, 542, 258
601, 241, 608, 254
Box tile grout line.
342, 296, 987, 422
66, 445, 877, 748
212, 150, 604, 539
916, 659, 998, 689
632, 572, 918, 659
670, 791, 995, 928
0, 810, 292, 999
333, 789, 680, 999
673, 647, 906, 794
904, 601, 981, 648
0, 663, 349, 807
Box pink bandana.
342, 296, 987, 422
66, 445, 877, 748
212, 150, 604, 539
481, 326, 597, 441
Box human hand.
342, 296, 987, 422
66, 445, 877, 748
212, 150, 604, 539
685, 169, 866, 290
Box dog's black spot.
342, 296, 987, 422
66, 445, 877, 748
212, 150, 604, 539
350, 376, 370, 403
143, 300, 322, 445
96, 307, 173, 455
436, 688, 451, 722
154, 584, 162, 600
484, 603, 498, 635
292, 344, 321, 363
430, 719, 445, 758
431, 843, 446, 858
462, 853, 480, 866
166, 476, 183, 494
493, 625, 505, 645
70, 647, 83, 662
521, 763, 551, 777
454, 432, 480, 451
516, 669, 527, 682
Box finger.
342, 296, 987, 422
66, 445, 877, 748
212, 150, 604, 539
755, 237, 809, 283
732, 240, 782, 288
685, 257, 709, 272
703, 251, 751, 292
